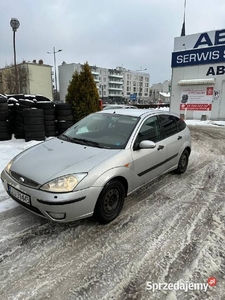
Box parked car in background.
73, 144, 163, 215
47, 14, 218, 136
103, 104, 138, 110
1, 109, 191, 224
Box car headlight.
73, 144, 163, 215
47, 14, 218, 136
5, 160, 13, 174
40, 173, 87, 193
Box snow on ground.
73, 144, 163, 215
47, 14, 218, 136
0, 121, 225, 300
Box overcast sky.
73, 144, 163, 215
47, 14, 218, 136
1, 0, 224, 85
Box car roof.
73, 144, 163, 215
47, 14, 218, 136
103, 104, 137, 109
99, 108, 178, 119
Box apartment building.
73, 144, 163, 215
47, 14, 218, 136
0, 60, 53, 100
150, 80, 171, 102
58, 62, 150, 103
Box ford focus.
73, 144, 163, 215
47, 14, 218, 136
1, 109, 191, 224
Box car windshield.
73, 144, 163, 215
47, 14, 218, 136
59, 113, 140, 149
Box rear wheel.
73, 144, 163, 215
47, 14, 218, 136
175, 149, 189, 174
94, 180, 125, 224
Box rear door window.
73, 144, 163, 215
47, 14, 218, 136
159, 115, 178, 138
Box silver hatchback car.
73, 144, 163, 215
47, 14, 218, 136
1, 109, 191, 224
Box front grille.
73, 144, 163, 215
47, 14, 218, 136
10, 171, 40, 188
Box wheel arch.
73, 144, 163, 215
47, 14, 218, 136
185, 146, 191, 156
104, 176, 128, 197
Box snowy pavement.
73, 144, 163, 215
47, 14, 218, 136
0, 123, 225, 300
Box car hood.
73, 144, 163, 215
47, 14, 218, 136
11, 138, 121, 184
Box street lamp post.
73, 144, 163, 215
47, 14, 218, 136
10, 18, 20, 94
136, 67, 147, 103
47, 47, 62, 101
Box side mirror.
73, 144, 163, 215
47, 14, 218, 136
139, 140, 156, 149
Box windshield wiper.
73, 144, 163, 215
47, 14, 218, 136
59, 134, 75, 142
59, 135, 104, 148
72, 138, 103, 148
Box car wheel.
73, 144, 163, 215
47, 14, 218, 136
94, 180, 125, 224
175, 149, 189, 174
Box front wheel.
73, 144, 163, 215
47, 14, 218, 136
93, 180, 125, 224
174, 149, 189, 174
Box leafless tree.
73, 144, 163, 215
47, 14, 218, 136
0, 64, 30, 94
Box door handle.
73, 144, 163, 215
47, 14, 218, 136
178, 136, 182, 140
157, 145, 164, 151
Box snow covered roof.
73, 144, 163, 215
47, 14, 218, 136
159, 92, 170, 98
178, 78, 216, 86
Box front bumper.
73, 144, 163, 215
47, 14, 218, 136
1, 170, 102, 223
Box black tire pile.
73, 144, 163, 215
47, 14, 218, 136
36, 101, 56, 137
0, 94, 75, 141
15, 99, 35, 139
23, 108, 45, 142
0, 96, 11, 141
55, 103, 74, 136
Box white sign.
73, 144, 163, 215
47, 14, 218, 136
180, 87, 213, 111
174, 29, 225, 52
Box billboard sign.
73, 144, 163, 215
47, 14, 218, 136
171, 45, 225, 67
180, 87, 213, 111
172, 29, 225, 67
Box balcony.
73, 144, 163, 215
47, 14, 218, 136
108, 73, 123, 79
94, 78, 99, 83
108, 93, 123, 97
108, 80, 123, 85
108, 87, 123, 91
91, 71, 99, 76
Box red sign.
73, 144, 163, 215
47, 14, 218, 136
180, 104, 212, 111
206, 87, 214, 96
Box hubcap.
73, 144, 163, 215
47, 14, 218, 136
103, 188, 120, 215
180, 154, 187, 169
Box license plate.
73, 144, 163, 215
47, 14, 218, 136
8, 185, 31, 205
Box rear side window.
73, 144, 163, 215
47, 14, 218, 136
159, 115, 178, 138
175, 117, 186, 132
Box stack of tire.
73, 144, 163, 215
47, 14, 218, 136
55, 103, 74, 136
35, 101, 56, 137
0, 95, 11, 141
7, 97, 18, 134
14, 99, 35, 139
23, 108, 45, 142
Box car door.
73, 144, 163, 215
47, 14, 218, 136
158, 114, 184, 171
131, 115, 167, 189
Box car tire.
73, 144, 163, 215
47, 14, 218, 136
93, 180, 125, 224
174, 149, 189, 174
